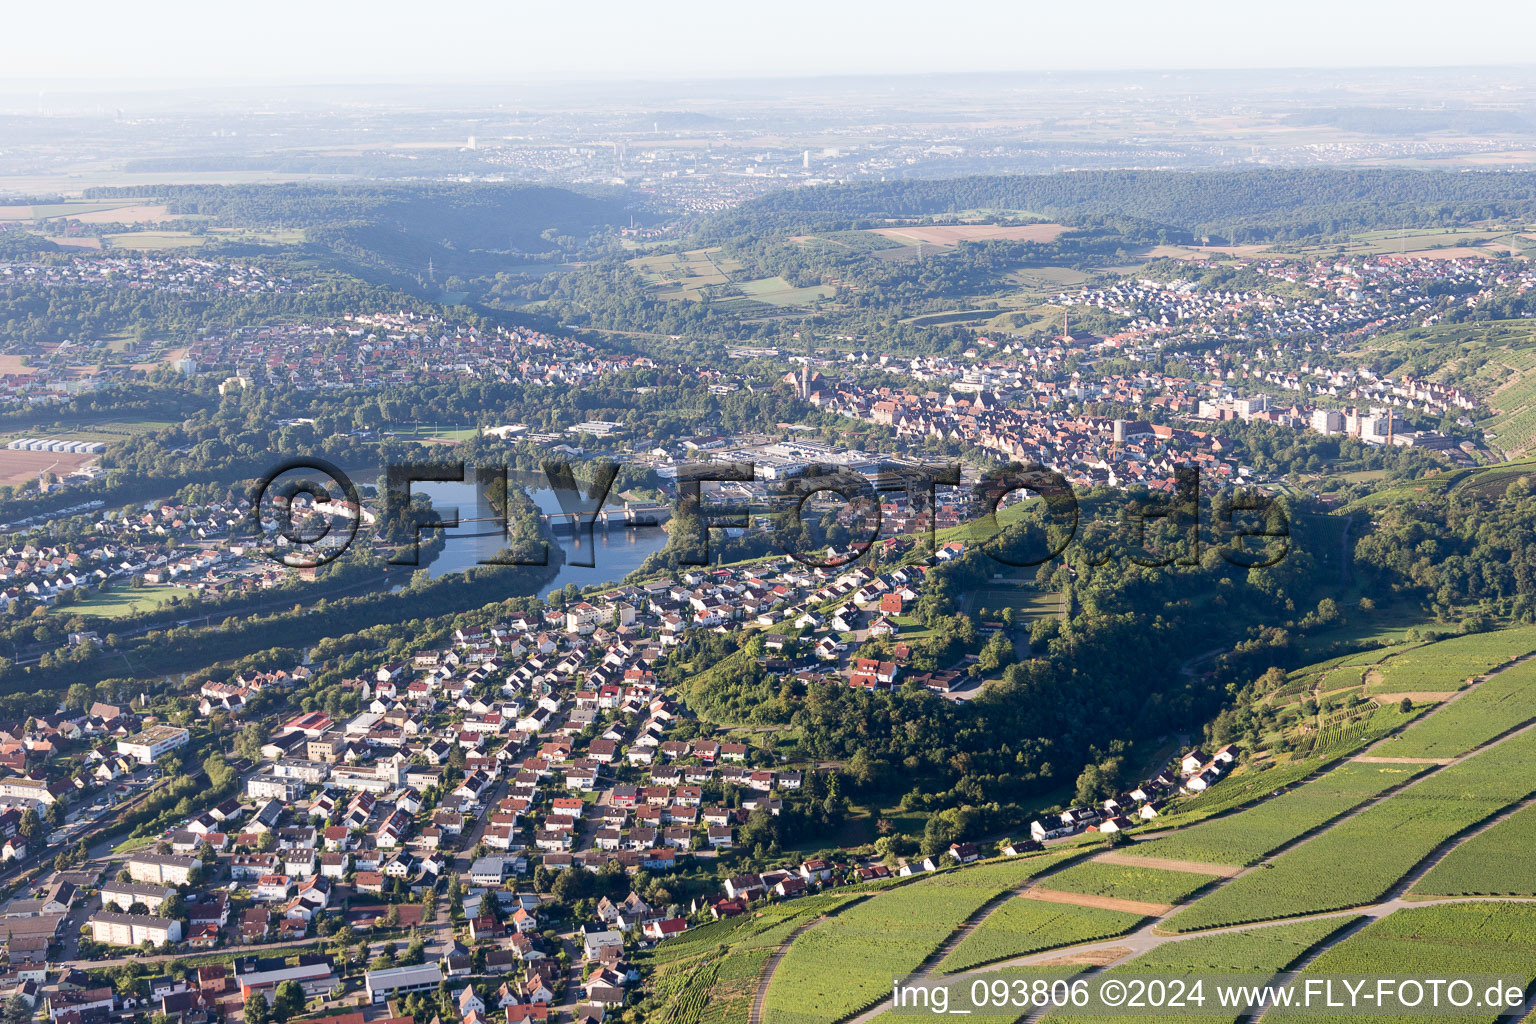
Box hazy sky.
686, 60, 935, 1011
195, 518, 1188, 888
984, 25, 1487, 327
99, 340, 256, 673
8, 0, 1536, 85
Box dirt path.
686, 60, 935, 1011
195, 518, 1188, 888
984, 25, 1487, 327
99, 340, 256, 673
747, 916, 823, 1024
1091, 851, 1242, 877
1031, 945, 1132, 967
1021, 888, 1173, 916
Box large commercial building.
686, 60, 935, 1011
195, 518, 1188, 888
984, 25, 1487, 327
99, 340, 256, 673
117, 726, 190, 765
365, 963, 442, 1003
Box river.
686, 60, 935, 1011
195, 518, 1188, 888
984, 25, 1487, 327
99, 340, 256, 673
413, 478, 669, 598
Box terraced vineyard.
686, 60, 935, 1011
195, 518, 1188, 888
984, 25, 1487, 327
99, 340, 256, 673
762, 852, 1080, 1024
1488, 371, 1536, 455
1386, 658, 1536, 758
1286, 903, 1536, 1024
1280, 645, 1420, 700
936, 899, 1146, 974
640, 891, 870, 1024
1366, 626, 1536, 693
1134, 761, 1421, 867
1305, 701, 1415, 756
653, 947, 777, 1024
699, 948, 775, 1024
1145, 756, 1335, 831
1165, 725, 1536, 932
1033, 860, 1218, 904
1038, 916, 1358, 1024
1412, 801, 1536, 896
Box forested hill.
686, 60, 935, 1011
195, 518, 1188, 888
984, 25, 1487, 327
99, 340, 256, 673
81, 182, 648, 273
702, 168, 1536, 242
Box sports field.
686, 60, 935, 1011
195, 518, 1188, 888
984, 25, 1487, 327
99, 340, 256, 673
52, 586, 200, 618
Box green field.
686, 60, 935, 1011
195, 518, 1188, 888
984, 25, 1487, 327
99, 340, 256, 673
763, 853, 1078, 1024
382, 425, 480, 442
1367, 626, 1536, 693
1134, 761, 1422, 867
1039, 916, 1357, 1024
0, 419, 178, 446
1034, 861, 1218, 905
630, 247, 742, 300
969, 582, 1061, 621
936, 899, 1144, 974
1286, 903, 1536, 1024
105, 231, 206, 250
1411, 801, 1536, 896
737, 276, 836, 306
1384, 658, 1536, 758
52, 585, 200, 619
1165, 726, 1536, 931
0, 200, 148, 220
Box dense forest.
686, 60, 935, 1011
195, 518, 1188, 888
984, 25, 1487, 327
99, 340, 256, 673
700, 168, 1536, 242
660, 486, 1322, 850
79, 182, 653, 277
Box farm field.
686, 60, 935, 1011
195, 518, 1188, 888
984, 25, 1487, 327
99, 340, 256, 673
0, 449, 98, 488
104, 231, 206, 250
1411, 801, 1536, 896
1038, 916, 1357, 1024
630, 247, 741, 300
1285, 903, 1536, 1024
937, 899, 1144, 974
737, 276, 836, 306
1133, 761, 1422, 867
1164, 725, 1536, 931
0, 200, 153, 220
627, 247, 835, 307
871, 223, 1070, 245
1145, 242, 1273, 259
1034, 861, 1219, 905
762, 853, 1079, 1024
1366, 625, 1536, 693
0, 419, 175, 446
1009, 265, 1093, 290
67, 203, 172, 224
1385, 658, 1536, 758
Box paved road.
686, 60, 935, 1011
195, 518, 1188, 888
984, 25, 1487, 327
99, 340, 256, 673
450, 778, 505, 874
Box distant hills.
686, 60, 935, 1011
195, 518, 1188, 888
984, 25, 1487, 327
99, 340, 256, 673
705, 167, 1536, 242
